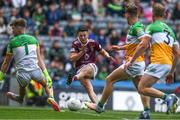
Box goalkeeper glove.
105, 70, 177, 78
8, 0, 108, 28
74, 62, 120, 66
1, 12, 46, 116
43, 69, 52, 88
0, 71, 5, 81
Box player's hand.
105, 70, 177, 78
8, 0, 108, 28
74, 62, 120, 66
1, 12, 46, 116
46, 75, 52, 88
166, 73, 174, 84
80, 45, 86, 53
43, 69, 52, 88
110, 45, 121, 51
124, 61, 132, 70
0, 71, 5, 81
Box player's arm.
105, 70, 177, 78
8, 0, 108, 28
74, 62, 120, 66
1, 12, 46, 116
37, 45, 52, 88
170, 44, 180, 74
129, 36, 150, 64
166, 43, 180, 84
0, 53, 13, 77
69, 45, 85, 62
99, 48, 111, 58
0, 44, 13, 81
110, 44, 129, 51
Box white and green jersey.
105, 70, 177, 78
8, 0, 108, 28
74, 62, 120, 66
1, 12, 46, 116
7, 34, 39, 71
125, 21, 146, 62
145, 20, 177, 65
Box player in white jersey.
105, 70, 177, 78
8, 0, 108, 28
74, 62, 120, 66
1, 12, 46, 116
0, 18, 60, 111
125, 3, 180, 114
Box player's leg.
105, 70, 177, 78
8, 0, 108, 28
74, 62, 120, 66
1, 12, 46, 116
99, 67, 129, 106
79, 64, 98, 103
79, 78, 98, 103
6, 71, 29, 104
138, 74, 178, 114
86, 66, 130, 113
31, 69, 60, 111
133, 76, 150, 119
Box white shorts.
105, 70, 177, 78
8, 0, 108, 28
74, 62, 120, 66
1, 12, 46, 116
144, 63, 171, 81
77, 63, 98, 79
16, 68, 44, 87
120, 61, 145, 78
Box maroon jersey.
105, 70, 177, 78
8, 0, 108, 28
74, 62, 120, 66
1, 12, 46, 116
70, 39, 102, 69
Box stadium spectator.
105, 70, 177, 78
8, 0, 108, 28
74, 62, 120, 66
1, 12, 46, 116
96, 2, 105, 17
105, 21, 114, 37
108, 29, 119, 45
171, 1, 180, 20
46, 2, 61, 25
12, 0, 26, 8
97, 66, 108, 80
0, 8, 7, 25
97, 28, 107, 48
106, 0, 124, 17
7, 8, 20, 23
80, 0, 95, 17
49, 40, 65, 62
0, 18, 7, 34
38, 19, 49, 35
49, 57, 65, 81
49, 22, 62, 37
32, 4, 45, 26
63, 19, 76, 37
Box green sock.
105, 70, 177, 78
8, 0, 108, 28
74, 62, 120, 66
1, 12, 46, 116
98, 101, 104, 108
144, 107, 150, 111
162, 94, 167, 100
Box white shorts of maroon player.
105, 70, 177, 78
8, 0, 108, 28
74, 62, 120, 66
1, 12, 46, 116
76, 63, 98, 79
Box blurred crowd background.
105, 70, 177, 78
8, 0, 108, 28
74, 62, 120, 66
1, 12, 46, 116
0, 0, 180, 83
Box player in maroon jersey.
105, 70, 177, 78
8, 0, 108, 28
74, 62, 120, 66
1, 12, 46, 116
67, 26, 116, 103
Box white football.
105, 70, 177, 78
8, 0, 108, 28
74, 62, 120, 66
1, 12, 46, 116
67, 98, 82, 111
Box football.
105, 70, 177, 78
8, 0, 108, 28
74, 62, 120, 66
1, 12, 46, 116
67, 98, 82, 111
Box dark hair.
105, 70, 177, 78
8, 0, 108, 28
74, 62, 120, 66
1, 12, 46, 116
77, 26, 88, 33
125, 3, 138, 17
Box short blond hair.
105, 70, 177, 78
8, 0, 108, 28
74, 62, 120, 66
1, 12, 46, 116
153, 3, 165, 17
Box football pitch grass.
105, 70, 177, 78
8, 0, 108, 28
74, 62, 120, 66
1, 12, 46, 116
0, 106, 179, 119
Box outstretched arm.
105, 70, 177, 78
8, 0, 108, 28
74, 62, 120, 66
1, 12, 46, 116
37, 46, 52, 88
110, 44, 129, 51
166, 44, 180, 84
0, 53, 13, 80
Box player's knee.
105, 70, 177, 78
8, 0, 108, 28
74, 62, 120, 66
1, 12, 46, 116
138, 85, 146, 95
105, 77, 113, 85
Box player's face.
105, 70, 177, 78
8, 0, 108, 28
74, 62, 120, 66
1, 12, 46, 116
78, 31, 88, 44
125, 12, 130, 25
11, 26, 19, 35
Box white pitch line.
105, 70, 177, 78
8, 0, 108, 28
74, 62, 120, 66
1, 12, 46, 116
75, 111, 123, 119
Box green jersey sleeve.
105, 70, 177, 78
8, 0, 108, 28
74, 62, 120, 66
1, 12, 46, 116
145, 25, 152, 36
134, 26, 146, 39
6, 43, 13, 54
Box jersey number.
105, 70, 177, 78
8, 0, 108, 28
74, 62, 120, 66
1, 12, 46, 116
24, 43, 29, 55
163, 29, 170, 45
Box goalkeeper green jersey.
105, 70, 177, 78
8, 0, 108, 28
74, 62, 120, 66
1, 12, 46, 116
7, 33, 39, 71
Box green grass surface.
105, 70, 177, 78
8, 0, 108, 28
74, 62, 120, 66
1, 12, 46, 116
0, 106, 179, 119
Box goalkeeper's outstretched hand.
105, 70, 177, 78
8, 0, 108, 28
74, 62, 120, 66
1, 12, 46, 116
43, 69, 52, 88
0, 71, 5, 81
